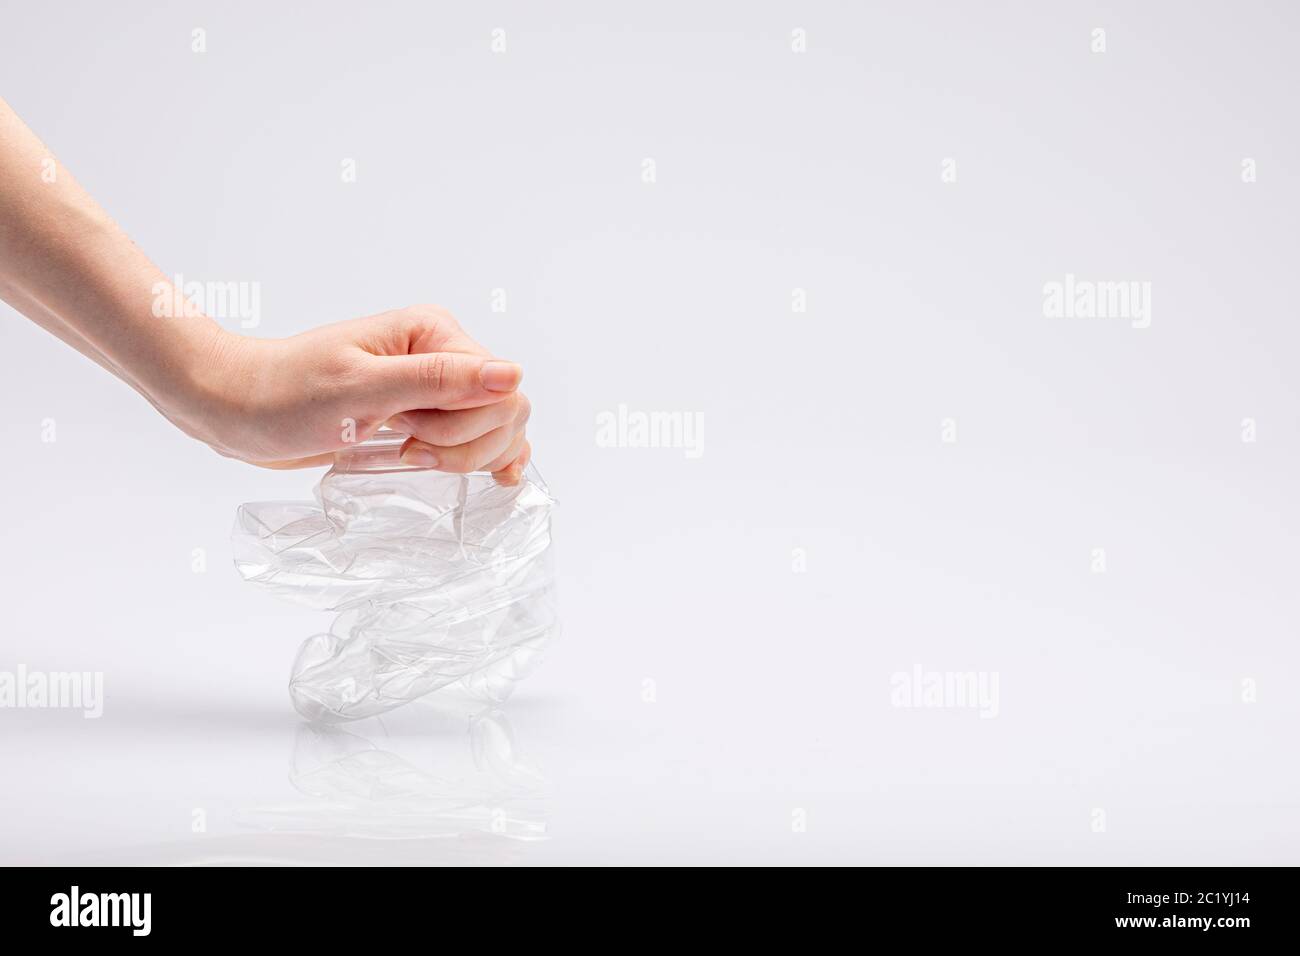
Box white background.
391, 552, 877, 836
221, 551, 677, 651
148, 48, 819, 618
1, 1, 1298, 864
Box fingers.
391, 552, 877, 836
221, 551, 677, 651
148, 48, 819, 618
345, 306, 535, 477
251, 453, 340, 470
496, 440, 532, 486
399, 420, 521, 473
382, 304, 494, 358
247, 439, 530, 479
373, 351, 522, 412
388, 393, 529, 448
397, 387, 530, 473
489, 436, 531, 486
484, 430, 527, 474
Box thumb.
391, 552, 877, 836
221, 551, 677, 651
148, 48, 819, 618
372, 352, 522, 411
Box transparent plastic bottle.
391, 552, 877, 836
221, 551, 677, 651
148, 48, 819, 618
233, 432, 558, 721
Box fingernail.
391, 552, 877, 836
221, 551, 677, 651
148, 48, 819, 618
401, 445, 439, 468
480, 361, 522, 392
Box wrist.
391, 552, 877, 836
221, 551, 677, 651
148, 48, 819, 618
154, 322, 261, 452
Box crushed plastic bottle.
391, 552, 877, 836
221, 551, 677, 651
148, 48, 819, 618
232, 431, 558, 722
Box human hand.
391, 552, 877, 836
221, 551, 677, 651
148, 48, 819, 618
184, 305, 531, 481
0, 102, 531, 482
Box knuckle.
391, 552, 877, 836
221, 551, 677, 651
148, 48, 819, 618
418, 353, 452, 395
409, 303, 459, 328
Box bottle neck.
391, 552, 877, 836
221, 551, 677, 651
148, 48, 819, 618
332, 431, 421, 474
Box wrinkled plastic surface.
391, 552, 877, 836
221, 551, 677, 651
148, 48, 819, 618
233, 433, 557, 722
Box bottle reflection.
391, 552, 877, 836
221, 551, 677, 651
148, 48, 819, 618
235, 703, 547, 863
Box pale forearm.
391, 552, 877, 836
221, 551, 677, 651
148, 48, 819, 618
0, 97, 230, 428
